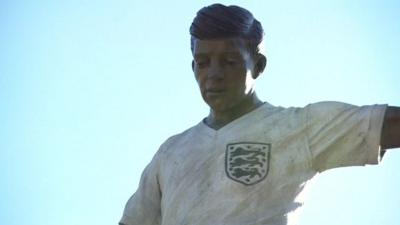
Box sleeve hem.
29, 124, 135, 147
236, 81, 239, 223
365, 104, 388, 165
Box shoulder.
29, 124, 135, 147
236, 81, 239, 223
304, 101, 387, 119
157, 122, 204, 155
305, 101, 355, 114
259, 101, 305, 120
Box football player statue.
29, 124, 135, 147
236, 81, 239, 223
119, 4, 399, 225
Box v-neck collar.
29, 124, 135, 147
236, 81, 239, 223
198, 102, 274, 135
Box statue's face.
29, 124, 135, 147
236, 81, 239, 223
192, 38, 258, 113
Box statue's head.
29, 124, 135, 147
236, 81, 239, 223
189, 4, 267, 114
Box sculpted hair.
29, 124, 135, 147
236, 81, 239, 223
189, 4, 264, 54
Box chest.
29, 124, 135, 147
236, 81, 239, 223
162, 118, 312, 195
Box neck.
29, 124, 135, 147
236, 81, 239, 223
205, 93, 263, 130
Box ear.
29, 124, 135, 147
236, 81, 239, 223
192, 60, 200, 81
252, 54, 267, 79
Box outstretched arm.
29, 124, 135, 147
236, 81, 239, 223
380, 106, 400, 150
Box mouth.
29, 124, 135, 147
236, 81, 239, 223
205, 89, 226, 96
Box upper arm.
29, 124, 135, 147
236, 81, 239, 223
380, 106, 400, 150
305, 102, 384, 171
119, 154, 163, 225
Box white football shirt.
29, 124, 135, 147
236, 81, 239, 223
120, 101, 387, 225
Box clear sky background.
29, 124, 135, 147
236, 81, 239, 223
1, 1, 399, 225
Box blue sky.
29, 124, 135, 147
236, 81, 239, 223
1, 1, 399, 225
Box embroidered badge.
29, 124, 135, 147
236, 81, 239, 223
225, 142, 271, 185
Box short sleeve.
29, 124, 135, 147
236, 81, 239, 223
119, 152, 162, 225
305, 101, 387, 172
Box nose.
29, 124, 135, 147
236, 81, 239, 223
208, 60, 224, 79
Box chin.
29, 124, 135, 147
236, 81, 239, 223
207, 101, 234, 113
203, 95, 239, 112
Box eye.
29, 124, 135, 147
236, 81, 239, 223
195, 59, 209, 68
226, 59, 238, 65
224, 58, 240, 66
